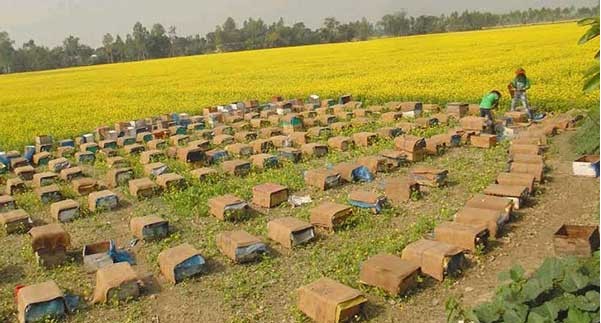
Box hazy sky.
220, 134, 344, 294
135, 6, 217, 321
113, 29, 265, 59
1, 0, 597, 47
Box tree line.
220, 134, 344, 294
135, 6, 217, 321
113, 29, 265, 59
0, 5, 598, 74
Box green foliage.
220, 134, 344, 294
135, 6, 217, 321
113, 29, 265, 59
578, 17, 600, 93
571, 105, 600, 155
446, 252, 600, 323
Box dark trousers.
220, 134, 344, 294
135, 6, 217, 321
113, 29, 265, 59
480, 108, 494, 134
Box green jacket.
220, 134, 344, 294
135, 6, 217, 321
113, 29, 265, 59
511, 75, 531, 91
480, 92, 500, 109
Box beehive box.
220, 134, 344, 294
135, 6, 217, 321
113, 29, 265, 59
394, 135, 426, 162
106, 167, 134, 188
269, 135, 291, 148
250, 118, 269, 129
130, 215, 169, 241
259, 127, 283, 139
510, 143, 541, 156
359, 254, 420, 296
234, 131, 258, 143
433, 113, 455, 125
353, 108, 372, 117
310, 202, 352, 231
50, 199, 80, 222
177, 146, 205, 163
302, 117, 317, 128
384, 178, 420, 204
10, 157, 29, 170
0, 209, 31, 234
187, 139, 211, 151
465, 194, 513, 221
205, 149, 229, 164
553, 225, 599, 257
425, 136, 446, 156
454, 207, 507, 238
497, 172, 535, 194
572, 155, 600, 177
123, 143, 145, 155
208, 194, 249, 221
212, 134, 234, 146
446, 102, 468, 118
32, 172, 58, 188
278, 147, 303, 163
252, 183, 288, 208
216, 230, 267, 263
82, 241, 113, 273
231, 121, 250, 132
410, 167, 448, 187
191, 167, 218, 180
415, 117, 439, 128
0, 195, 17, 212
379, 149, 407, 171
471, 134, 497, 148
333, 162, 373, 183
14, 166, 35, 181
72, 177, 98, 195
74, 151, 95, 164
136, 131, 154, 143
316, 114, 337, 126
401, 239, 465, 281
381, 111, 402, 122
5, 178, 26, 195
483, 184, 529, 209
147, 139, 168, 150
36, 184, 62, 204
143, 162, 169, 177
298, 278, 367, 323
301, 143, 328, 157
29, 223, 70, 267
348, 190, 387, 214
222, 159, 251, 176
32, 152, 51, 166
99, 139, 118, 150
505, 111, 529, 123
289, 132, 309, 146
459, 116, 487, 132
267, 217, 315, 249
510, 162, 544, 182
327, 136, 352, 152
352, 132, 377, 147
249, 139, 274, 154
88, 190, 118, 212
16, 280, 66, 323
157, 173, 186, 191
140, 150, 165, 164
128, 178, 157, 199
48, 157, 71, 172
213, 125, 233, 136
92, 262, 140, 304
356, 155, 387, 174
377, 127, 403, 139
250, 154, 279, 170
304, 168, 340, 190
80, 142, 99, 153
434, 221, 489, 252
307, 126, 331, 138
158, 243, 206, 284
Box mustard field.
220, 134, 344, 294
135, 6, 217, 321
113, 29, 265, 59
0, 22, 597, 150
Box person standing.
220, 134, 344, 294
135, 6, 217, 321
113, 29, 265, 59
508, 68, 532, 119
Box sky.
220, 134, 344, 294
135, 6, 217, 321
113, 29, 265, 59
1, 0, 598, 47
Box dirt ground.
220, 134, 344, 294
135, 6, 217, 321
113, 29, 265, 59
0, 129, 598, 323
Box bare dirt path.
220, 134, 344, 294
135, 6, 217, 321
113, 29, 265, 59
391, 131, 600, 322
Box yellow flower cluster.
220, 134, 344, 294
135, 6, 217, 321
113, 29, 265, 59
0, 22, 597, 150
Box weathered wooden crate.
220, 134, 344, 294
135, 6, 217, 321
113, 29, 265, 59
298, 278, 367, 323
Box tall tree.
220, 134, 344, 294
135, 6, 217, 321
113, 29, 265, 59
102, 33, 114, 63
0, 31, 15, 73
132, 22, 149, 60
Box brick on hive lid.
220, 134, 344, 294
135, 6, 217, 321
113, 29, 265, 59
140, 150, 165, 164
99, 139, 117, 150
401, 239, 465, 281
394, 135, 426, 162
32, 152, 51, 166
359, 253, 420, 296
29, 223, 70, 267
91, 262, 140, 304
509, 143, 541, 156
278, 147, 302, 163
377, 127, 403, 139
213, 125, 233, 136
48, 157, 71, 172
216, 230, 267, 263
147, 139, 167, 150
298, 277, 367, 323
50, 199, 80, 222
88, 190, 118, 212
301, 143, 328, 158
553, 225, 600, 257
222, 159, 251, 176
434, 221, 490, 252
158, 243, 205, 284
352, 132, 377, 147
252, 183, 288, 208
208, 194, 249, 221
106, 167, 134, 188
379, 149, 407, 171
469, 133, 497, 149
130, 215, 169, 241
510, 162, 544, 182
409, 167, 448, 187
250, 153, 279, 170
267, 217, 315, 249
5, 178, 26, 195
454, 207, 507, 239
234, 131, 258, 143
32, 172, 58, 188
14, 165, 35, 181
128, 177, 157, 199
327, 136, 352, 152
35, 184, 62, 204
156, 173, 186, 191
483, 184, 528, 209
383, 177, 420, 204
123, 143, 145, 155
310, 201, 352, 231
260, 127, 283, 139
17, 280, 65, 323
74, 151, 95, 164
348, 190, 387, 214
212, 134, 234, 146
0, 209, 31, 234
72, 177, 98, 195
356, 155, 387, 174
0, 194, 16, 212
250, 139, 274, 154
446, 102, 468, 118
225, 143, 254, 158
143, 162, 169, 177
465, 194, 513, 220
496, 172, 535, 194
304, 168, 340, 190
191, 167, 218, 181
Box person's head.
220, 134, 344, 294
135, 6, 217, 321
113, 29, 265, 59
515, 68, 526, 75
491, 90, 501, 98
